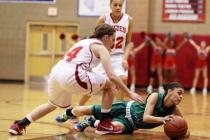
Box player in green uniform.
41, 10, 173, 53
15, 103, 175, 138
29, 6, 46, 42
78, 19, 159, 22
59, 82, 190, 137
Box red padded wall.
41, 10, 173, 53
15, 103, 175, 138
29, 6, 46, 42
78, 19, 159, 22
129, 32, 210, 89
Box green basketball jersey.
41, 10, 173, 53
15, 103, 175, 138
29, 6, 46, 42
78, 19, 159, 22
131, 93, 175, 129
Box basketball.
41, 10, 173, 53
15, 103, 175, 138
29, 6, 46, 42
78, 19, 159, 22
164, 115, 188, 139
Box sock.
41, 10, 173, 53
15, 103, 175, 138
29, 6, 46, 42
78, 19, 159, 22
18, 117, 31, 126
100, 112, 111, 121
89, 119, 96, 127
66, 108, 75, 117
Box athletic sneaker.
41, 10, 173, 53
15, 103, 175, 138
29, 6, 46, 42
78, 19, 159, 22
55, 109, 78, 123
202, 88, 207, 96
95, 118, 123, 135
158, 86, 165, 94
75, 116, 96, 132
9, 121, 26, 135
147, 85, 153, 94
190, 88, 196, 95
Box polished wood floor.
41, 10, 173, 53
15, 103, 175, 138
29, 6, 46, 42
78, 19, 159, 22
0, 82, 210, 140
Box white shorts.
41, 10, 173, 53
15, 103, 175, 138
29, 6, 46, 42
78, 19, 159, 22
47, 61, 106, 108
93, 54, 128, 77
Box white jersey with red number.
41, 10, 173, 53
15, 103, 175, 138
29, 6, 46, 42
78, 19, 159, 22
63, 38, 102, 70
104, 13, 129, 55
47, 38, 106, 108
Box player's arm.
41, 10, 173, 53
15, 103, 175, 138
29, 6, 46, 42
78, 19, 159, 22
158, 36, 168, 49
205, 45, 210, 52
189, 39, 200, 51
175, 38, 187, 52
91, 43, 144, 103
96, 15, 105, 26
143, 93, 172, 124
133, 41, 146, 54
123, 16, 134, 69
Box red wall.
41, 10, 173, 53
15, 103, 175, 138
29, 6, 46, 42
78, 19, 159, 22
129, 32, 210, 89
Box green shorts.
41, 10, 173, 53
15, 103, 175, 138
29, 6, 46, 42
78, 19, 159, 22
91, 100, 134, 133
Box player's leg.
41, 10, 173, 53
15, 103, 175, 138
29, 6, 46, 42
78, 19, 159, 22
147, 67, 156, 94
115, 76, 127, 100
55, 71, 106, 123
9, 102, 56, 135
190, 68, 200, 94
9, 68, 71, 135
157, 65, 164, 93
202, 67, 208, 95
130, 66, 136, 92
171, 67, 177, 82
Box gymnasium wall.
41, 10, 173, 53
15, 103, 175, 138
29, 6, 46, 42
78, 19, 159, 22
148, 0, 210, 34
0, 0, 209, 82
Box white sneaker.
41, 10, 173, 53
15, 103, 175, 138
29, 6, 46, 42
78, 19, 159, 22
158, 86, 165, 94
147, 85, 153, 94
190, 88, 196, 95
202, 88, 207, 96
130, 83, 135, 92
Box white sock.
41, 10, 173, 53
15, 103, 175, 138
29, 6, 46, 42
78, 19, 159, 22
101, 108, 111, 113
26, 115, 34, 122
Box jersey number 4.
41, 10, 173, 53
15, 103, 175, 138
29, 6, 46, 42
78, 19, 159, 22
65, 46, 83, 62
111, 36, 124, 49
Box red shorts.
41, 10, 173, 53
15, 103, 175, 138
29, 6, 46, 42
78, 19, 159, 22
163, 56, 176, 69
196, 59, 207, 69
151, 55, 162, 68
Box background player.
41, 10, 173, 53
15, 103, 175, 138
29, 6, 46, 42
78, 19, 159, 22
147, 36, 165, 94
188, 35, 210, 95
94, 0, 133, 100
162, 32, 187, 83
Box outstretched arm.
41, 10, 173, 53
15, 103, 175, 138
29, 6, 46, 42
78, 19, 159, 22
123, 16, 134, 70
175, 38, 187, 51
143, 93, 172, 124
132, 41, 146, 54
205, 45, 210, 53
189, 39, 200, 51
92, 44, 144, 103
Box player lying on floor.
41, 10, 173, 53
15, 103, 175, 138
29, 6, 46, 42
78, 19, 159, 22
57, 82, 190, 137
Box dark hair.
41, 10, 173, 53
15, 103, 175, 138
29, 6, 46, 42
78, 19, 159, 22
110, 0, 124, 4
90, 23, 115, 39
163, 82, 183, 94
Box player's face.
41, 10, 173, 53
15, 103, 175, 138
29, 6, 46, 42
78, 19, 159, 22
170, 88, 184, 105
200, 41, 206, 49
103, 34, 115, 52
110, 0, 123, 15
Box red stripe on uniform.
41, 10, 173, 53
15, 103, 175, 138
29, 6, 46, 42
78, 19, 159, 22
75, 64, 88, 89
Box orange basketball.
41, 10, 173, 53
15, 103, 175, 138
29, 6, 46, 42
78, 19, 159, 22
164, 115, 188, 139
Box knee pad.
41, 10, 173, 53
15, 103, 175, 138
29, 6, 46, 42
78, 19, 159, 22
150, 70, 157, 78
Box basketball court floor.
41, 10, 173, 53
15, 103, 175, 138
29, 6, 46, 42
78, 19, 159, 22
0, 82, 210, 140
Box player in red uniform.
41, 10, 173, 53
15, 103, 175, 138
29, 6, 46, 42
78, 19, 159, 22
128, 39, 148, 92
188, 36, 210, 95
162, 32, 187, 83
147, 36, 165, 94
